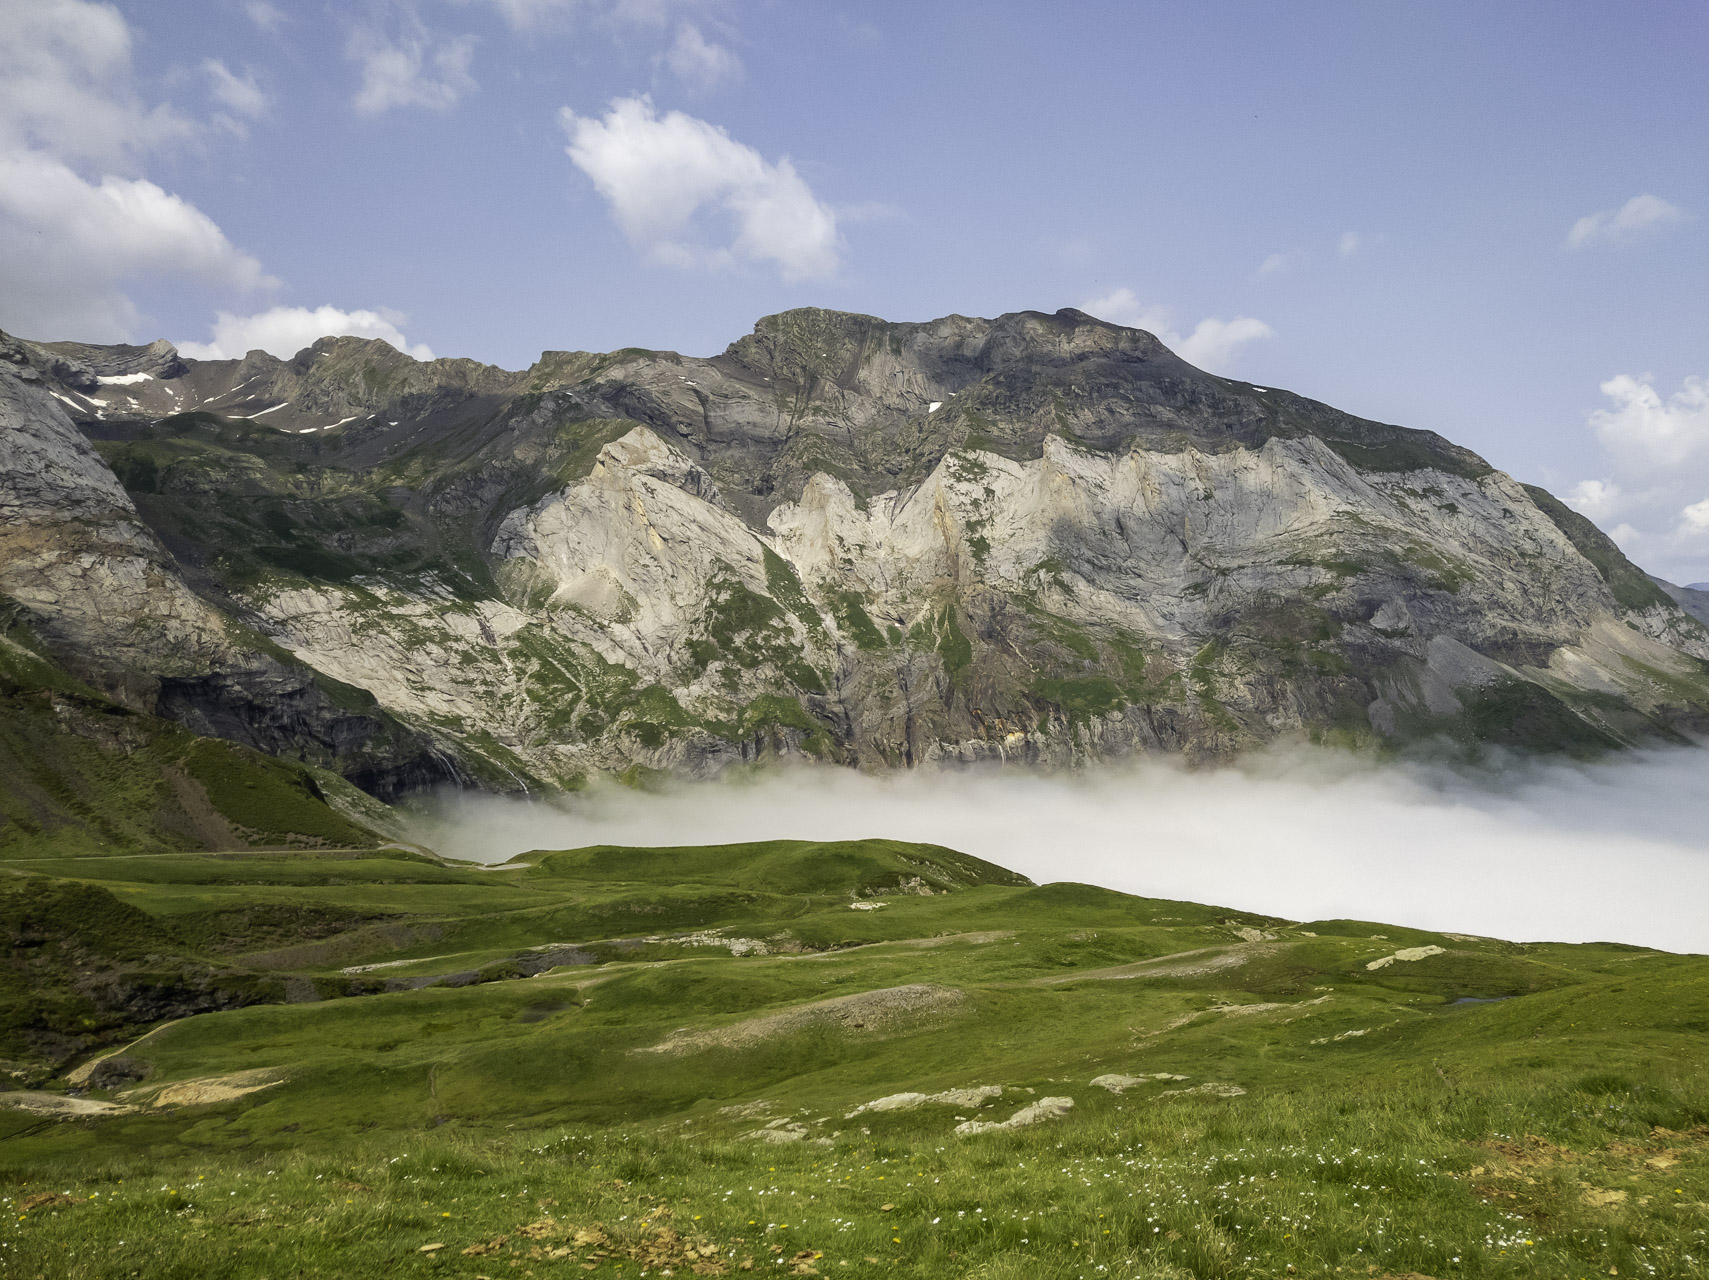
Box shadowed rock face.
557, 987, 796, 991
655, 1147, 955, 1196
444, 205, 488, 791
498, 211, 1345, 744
4, 308, 1708, 796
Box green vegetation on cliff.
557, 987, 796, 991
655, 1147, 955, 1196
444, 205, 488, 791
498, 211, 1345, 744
0, 621, 384, 860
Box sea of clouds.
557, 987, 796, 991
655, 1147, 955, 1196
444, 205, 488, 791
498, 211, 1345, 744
413, 745, 1709, 954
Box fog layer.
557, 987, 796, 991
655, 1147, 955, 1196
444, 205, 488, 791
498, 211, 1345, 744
414, 746, 1709, 954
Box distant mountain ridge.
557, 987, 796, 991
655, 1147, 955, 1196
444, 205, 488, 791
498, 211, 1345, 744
3, 307, 1708, 812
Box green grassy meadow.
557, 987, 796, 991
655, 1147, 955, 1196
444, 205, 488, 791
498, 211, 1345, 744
0, 837, 1705, 1278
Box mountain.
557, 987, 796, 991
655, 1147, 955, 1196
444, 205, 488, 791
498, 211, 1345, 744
4, 308, 1708, 804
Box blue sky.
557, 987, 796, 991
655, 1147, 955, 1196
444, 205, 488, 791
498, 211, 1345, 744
4, 0, 1707, 579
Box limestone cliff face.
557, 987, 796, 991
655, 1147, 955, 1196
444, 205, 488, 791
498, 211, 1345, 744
0, 336, 459, 798
3, 308, 1707, 795
0, 333, 231, 704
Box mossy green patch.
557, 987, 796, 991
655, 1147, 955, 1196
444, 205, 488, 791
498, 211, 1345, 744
179, 740, 379, 848
829, 590, 888, 652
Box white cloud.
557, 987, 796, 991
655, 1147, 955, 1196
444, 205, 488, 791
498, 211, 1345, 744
1175, 317, 1275, 372
1565, 373, 1709, 583
1080, 288, 1174, 334
177, 305, 434, 361
349, 19, 478, 115
1338, 230, 1362, 257
0, 148, 270, 340
0, 0, 193, 167
468, 0, 587, 27
1566, 194, 1687, 250
245, 1, 286, 32
1257, 251, 1293, 275
1568, 478, 1621, 518
1589, 373, 1709, 474
0, 1, 273, 341
204, 59, 268, 120
559, 95, 841, 281
1079, 287, 1274, 374
661, 22, 742, 91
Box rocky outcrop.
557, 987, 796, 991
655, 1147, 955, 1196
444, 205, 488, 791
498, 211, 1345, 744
0, 334, 459, 798
5, 308, 1708, 794
0, 332, 232, 703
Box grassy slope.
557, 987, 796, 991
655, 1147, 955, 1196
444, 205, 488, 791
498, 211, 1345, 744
0, 837, 1704, 1277
0, 627, 385, 859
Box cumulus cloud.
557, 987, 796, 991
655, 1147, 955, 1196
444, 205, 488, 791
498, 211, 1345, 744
349, 18, 478, 114
1173, 316, 1276, 372
1589, 374, 1709, 475
414, 747, 1709, 954
1079, 287, 1274, 374
0, 150, 270, 339
1566, 194, 1687, 250
1566, 373, 1709, 582
0, 1, 272, 340
560, 95, 841, 281
661, 22, 743, 90
177, 305, 434, 361
1567, 478, 1621, 519
0, 0, 193, 167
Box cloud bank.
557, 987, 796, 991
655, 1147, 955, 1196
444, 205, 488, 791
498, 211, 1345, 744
1080, 287, 1273, 373
178, 305, 435, 361
560, 95, 841, 281
413, 746, 1709, 955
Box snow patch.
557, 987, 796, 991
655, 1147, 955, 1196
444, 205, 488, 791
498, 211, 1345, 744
98, 372, 154, 385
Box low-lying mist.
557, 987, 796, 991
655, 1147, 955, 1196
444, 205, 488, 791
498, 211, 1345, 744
412, 745, 1709, 954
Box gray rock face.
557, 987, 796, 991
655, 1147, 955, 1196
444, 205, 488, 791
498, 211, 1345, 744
4, 308, 1708, 796
0, 338, 460, 798
0, 336, 228, 701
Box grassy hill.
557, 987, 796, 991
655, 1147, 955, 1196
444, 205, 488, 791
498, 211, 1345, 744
0, 837, 1704, 1279
0, 623, 391, 860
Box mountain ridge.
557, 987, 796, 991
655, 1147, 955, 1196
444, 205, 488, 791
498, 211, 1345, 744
3, 307, 1707, 808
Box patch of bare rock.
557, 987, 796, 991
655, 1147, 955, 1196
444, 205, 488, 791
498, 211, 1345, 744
845, 1085, 1003, 1118
955, 1096, 1075, 1136
639, 984, 965, 1054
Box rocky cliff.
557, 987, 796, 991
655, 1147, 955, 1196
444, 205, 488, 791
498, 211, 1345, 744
3, 307, 1707, 797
